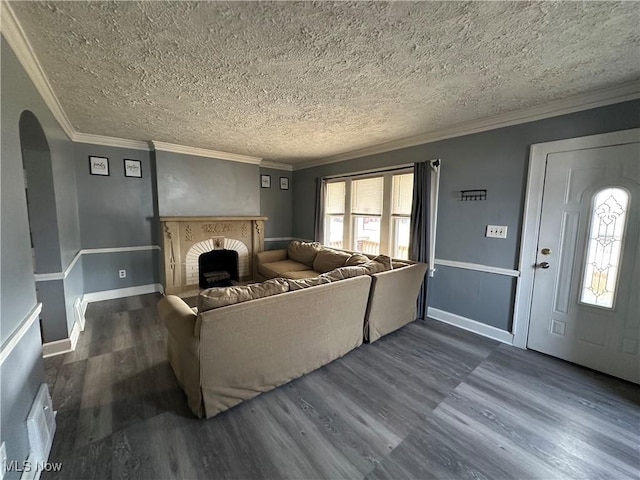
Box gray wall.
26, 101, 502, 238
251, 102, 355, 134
74, 143, 157, 248
83, 250, 160, 293
293, 100, 640, 331
73, 143, 160, 292
155, 150, 260, 217
1, 35, 71, 476
260, 167, 293, 250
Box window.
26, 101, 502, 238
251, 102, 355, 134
324, 181, 345, 249
324, 170, 413, 259
352, 177, 383, 255
391, 173, 413, 259
580, 187, 629, 309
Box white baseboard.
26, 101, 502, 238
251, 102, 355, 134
82, 283, 164, 304
427, 307, 514, 345
42, 320, 80, 358
73, 298, 85, 332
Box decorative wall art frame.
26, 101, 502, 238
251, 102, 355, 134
124, 159, 142, 178
89, 156, 109, 176
279, 177, 289, 190
261, 174, 271, 188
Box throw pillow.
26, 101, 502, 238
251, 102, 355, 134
312, 249, 351, 273
391, 260, 411, 269
357, 255, 394, 274
345, 253, 370, 266
320, 265, 369, 281
288, 240, 322, 267
371, 254, 393, 271
198, 278, 289, 311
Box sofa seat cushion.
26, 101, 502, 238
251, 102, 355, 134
197, 278, 289, 312
281, 270, 321, 279
288, 240, 322, 267
313, 249, 351, 273
258, 259, 310, 278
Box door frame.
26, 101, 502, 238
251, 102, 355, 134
512, 128, 640, 349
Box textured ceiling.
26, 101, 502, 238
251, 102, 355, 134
8, 1, 640, 164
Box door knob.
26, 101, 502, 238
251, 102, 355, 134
538, 262, 550, 269
541, 248, 552, 255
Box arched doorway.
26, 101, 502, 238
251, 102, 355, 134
19, 110, 63, 343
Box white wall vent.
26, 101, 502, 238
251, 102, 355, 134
26, 383, 56, 465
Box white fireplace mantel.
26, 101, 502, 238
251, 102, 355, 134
159, 216, 267, 296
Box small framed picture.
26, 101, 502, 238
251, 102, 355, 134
261, 174, 271, 188
89, 156, 109, 176
124, 159, 142, 178
280, 177, 289, 190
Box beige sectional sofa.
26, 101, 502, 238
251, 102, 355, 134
158, 241, 427, 418
256, 241, 428, 342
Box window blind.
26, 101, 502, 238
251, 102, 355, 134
392, 173, 414, 215
325, 182, 345, 214
351, 177, 383, 215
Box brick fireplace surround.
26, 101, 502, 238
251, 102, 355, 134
159, 216, 267, 296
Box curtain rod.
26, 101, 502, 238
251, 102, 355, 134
322, 163, 414, 180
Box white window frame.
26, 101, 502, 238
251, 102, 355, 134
324, 168, 413, 256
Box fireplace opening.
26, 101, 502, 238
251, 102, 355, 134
199, 249, 239, 289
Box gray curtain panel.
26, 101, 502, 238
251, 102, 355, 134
410, 161, 432, 319
314, 177, 326, 242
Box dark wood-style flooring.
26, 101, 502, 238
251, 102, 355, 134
43, 293, 639, 479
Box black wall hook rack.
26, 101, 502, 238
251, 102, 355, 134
460, 189, 486, 201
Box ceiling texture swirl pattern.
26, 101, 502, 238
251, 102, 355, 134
7, 1, 640, 164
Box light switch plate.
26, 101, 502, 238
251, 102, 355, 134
486, 225, 508, 238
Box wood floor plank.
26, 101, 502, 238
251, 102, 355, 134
74, 353, 114, 448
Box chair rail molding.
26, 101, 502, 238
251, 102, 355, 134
0, 303, 42, 365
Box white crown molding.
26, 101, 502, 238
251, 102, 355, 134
261, 161, 293, 171
4, 3, 637, 172
152, 141, 262, 165
73, 132, 151, 151
293, 81, 640, 171
1, 2, 76, 140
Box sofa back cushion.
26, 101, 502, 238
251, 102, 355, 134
287, 276, 333, 291
312, 249, 351, 273
288, 241, 322, 267
197, 278, 289, 312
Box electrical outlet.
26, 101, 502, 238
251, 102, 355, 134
486, 225, 508, 239
118, 269, 127, 278
0, 441, 7, 480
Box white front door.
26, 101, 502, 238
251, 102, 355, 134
527, 140, 640, 383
